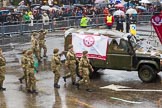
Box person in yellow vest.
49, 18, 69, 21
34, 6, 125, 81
80, 14, 88, 28
105, 13, 114, 29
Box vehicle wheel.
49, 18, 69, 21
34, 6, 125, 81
138, 65, 156, 83
89, 67, 99, 79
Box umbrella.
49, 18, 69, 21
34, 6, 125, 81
126, 8, 137, 14
95, 0, 106, 4
113, 10, 125, 16
73, 4, 84, 7
33, 6, 40, 10
41, 5, 50, 10
17, 5, 28, 10
49, 7, 59, 11
124, 3, 135, 8
31, 4, 41, 8
6, 5, 15, 9
152, 1, 161, 6
139, 0, 150, 4
136, 6, 147, 10
115, 4, 124, 8
109, 8, 116, 11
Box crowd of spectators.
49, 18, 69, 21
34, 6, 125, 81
0, 1, 162, 26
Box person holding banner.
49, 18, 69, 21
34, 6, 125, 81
75, 51, 94, 92
63, 44, 78, 85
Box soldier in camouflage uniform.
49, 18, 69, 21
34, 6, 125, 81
76, 51, 94, 92
31, 32, 41, 62
26, 50, 38, 94
63, 44, 78, 85
51, 48, 62, 88
38, 29, 47, 57
19, 50, 29, 89
0, 48, 6, 91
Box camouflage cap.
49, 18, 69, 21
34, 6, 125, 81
26, 50, 33, 55
22, 50, 27, 54
32, 32, 37, 36
83, 51, 88, 55
68, 44, 73, 49
40, 29, 45, 32
53, 48, 59, 54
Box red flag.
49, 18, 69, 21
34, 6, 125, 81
151, 15, 162, 44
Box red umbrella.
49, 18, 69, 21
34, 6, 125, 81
115, 4, 124, 8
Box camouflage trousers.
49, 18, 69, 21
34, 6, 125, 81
53, 66, 60, 84
78, 68, 90, 89
32, 47, 41, 61
0, 66, 5, 87
28, 69, 36, 91
20, 68, 29, 89
39, 41, 47, 56
64, 64, 76, 83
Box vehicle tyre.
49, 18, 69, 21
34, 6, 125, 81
138, 65, 157, 83
89, 67, 99, 79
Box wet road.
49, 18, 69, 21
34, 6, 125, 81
1, 32, 162, 108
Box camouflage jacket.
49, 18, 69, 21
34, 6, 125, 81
51, 53, 61, 71
21, 55, 28, 69
0, 55, 6, 67
39, 32, 47, 41
66, 51, 77, 65
27, 57, 34, 69
31, 37, 39, 49
79, 56, 92, 71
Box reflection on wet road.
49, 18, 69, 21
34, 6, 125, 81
0, 34, 162, 108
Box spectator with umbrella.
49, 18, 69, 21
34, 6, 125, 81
114, 9, 125, 32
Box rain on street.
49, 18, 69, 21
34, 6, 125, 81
0, 32, 162, 108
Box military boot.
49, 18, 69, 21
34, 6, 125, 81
27, 89, 32, 93
72, 82, 76, 85
75, 83, 80, 90
86, 89, 93, 92
19, 78, 23, 83
63, 77, 66, 82
32, 90, 38, 94
54, 84, 60, 88
0, 87, 6, 91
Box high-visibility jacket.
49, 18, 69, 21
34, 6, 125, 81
80, 17, 88, 27
107, 16, 112, 23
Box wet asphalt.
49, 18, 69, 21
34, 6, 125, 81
0, 27, 162, 108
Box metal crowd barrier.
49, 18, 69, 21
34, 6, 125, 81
0, 14, 153, 36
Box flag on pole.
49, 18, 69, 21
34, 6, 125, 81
151, 15, 162, 44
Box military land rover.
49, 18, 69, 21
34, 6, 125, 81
64, 28, 162, 83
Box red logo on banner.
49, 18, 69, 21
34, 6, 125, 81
151, 15, 162, 44
83, 36, 95, 47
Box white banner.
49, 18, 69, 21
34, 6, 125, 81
72, 33, 108, 60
